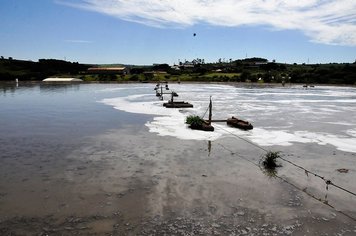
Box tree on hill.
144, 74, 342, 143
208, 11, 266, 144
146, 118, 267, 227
241, 57, 268, 63
152, 64, 170, 72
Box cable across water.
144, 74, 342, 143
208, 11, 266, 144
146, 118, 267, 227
213, 124, 356, 198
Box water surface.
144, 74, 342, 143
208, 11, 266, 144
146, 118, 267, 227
1, 82, 356, 235
102, 83, 356, 152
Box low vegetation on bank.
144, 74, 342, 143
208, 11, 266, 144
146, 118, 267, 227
1, 57, 355, 85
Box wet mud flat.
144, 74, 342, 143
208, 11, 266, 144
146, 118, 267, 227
1, 126, 356, 235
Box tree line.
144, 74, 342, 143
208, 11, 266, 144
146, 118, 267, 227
0, 58, 90, 81
0, 57, 355, 85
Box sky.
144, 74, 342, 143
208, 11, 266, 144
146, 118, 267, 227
0, 0, 356, 65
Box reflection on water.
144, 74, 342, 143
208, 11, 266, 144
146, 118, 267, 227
39, 82, 81, 93
0, 82, 154, 140
1, 82, 81, 95
1, 83, 18, 95
1, 82, 356, 235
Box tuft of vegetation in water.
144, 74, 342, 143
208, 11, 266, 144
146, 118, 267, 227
262, 151, 281, 170
186, 115, 203, 128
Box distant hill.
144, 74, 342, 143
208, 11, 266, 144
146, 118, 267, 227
0, 58, 91, 81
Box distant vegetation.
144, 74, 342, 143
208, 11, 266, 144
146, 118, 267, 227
1, 56, 355, 85
0, 57, 90, 81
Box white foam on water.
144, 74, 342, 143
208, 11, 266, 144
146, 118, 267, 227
245, 128, 311, 147
100, 84, 356, 153
246, 129, 356, 153
323, 121, 356, 126
101, 95, 175, 116
346, 129, 356, 138
101, 94, 223, 141
146, 116, 224, 141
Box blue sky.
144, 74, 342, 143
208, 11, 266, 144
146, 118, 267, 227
1, 0, 355, 65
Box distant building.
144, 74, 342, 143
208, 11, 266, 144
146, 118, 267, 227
43, 78, 83, 82
171, 64, 181, 70
87, 67, 128, 75
179, 61, 194, 69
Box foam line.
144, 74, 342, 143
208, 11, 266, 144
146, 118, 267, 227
100, 84, 356, 153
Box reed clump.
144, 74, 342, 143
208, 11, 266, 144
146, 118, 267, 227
262, 151, 281, 169
186, 115, 203, 128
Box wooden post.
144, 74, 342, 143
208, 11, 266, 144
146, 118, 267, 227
208, 96, 212, 125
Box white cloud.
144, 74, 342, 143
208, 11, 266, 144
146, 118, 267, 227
59, 0, 356, 46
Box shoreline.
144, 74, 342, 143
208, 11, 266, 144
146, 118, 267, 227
1, 80, 356, 87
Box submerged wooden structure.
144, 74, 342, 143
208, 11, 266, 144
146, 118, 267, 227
154, 82, 169, 100
187, 97, 253, 132
187, 97, 214, 131
153, 83, 253, 131
155, 82, 193, 108
164, 101, 193, 108
226, 117, 253, 130
163, 91, 193, 108
189, 121, 214, 131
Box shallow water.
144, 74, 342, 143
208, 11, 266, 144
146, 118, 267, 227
1, 82, 356, 235
102, 83, 356, 152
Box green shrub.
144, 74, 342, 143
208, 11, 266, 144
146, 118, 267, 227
262, 151, 281, 169
186, 115, 203, 127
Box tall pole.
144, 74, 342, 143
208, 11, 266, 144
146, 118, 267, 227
208, 96, 212, 125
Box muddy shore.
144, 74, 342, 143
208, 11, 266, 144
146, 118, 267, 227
1, 125, 355, 235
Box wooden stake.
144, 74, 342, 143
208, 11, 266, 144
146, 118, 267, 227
208, 96, 212, 125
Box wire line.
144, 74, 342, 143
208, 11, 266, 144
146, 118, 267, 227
214, 140, 356, 222
213, 124, 356, 198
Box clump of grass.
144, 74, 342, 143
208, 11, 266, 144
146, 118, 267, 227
262, 151, 281, 170
186, 115, 203, 128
